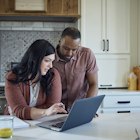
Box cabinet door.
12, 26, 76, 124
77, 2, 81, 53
96, 55, 130, 88
103, 95, 140, 108
106, 0, 130, 53
81, 0, 130, 53
48, 0, 78, 15
81, 0, 103, 53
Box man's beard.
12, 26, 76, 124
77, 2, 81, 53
61, 55, 72, 62
57, 48, 72, 62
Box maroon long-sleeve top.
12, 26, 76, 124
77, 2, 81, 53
4, 68, 62, 120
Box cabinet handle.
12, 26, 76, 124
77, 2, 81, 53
100, 84, 112, 87
103, 40, 105, 51
106, 39, 109, 51
117, 101, 130, 104
117, 111, 131, 113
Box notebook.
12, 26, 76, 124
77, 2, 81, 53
13, 116, 30, 129
0, 115, 30, 129
36, 95, 105, 132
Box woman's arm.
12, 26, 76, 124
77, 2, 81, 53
30, 68, 66, 119
5, 71, 66, 120
5, 78, 66, 120
30, 103, 67, 120
45, 68, 62, 107
5, 72, 31, 119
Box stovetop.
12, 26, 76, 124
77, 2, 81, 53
0, 86, 4, 96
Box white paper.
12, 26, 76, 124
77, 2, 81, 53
13, 117, 30, 129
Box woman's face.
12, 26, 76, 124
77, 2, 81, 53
40, 54, 55, 75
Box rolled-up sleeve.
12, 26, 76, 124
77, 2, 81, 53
4, 72, 31, 120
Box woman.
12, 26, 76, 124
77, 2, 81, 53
4, 39, 67, 120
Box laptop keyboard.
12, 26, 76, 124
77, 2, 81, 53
51, 121, 64, 128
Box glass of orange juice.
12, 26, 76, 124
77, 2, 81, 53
0, 116, 14, 138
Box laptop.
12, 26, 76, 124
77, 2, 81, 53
36, 95, 105, 132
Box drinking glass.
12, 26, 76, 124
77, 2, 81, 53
0, 116, 14, 138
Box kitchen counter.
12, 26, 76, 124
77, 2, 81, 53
2, 113, 140, 140
99, 88, 140, 95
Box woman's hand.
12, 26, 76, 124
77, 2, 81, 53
45, 103, 67, 116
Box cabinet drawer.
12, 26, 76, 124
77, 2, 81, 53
102, 108, 140, 113
103, 95, 140, 108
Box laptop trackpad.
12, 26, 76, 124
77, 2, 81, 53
37, 116, 67, 128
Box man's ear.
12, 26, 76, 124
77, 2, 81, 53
59, 39, 61, 45
59, 38, 64, 46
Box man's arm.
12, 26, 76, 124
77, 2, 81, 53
86, 71, 98, 98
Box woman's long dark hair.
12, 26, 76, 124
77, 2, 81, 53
8, 39, 55, 95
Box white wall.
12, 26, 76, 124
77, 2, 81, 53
138, 0, 140, 65
130, 0, 138, 68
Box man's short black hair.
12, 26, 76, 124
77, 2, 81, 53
61, 27, 81, 39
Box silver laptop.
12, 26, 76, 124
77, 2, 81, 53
36, 95, 105, 132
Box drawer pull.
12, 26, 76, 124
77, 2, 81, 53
117, 111, 131, 113
117, 101, 130, 104
100, 84, 112, 87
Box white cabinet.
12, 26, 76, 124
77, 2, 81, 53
96, 54, 130, 88
96, 55, 130, 88
81, 0, 130, 88
81, 0, 130, 53
99, 89, 140, 113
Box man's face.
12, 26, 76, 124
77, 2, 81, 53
59, 36, 80, 61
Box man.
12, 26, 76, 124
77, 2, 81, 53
53, 27, 98, 111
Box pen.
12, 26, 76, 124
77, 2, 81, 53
135, 128, 140, 138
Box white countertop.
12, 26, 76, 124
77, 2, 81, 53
0, 82, 140, 95
99, 89, 140, 95
1, 113, 140, 140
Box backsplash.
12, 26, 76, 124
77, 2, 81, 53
0, 21, 78, 82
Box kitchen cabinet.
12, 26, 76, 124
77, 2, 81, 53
99, 89, 140, 113
96, 55, 130, 88
81, 0, 130, 53
47, 0, 79, 16
81, 0, 130, 88
0, 0, 80, 22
